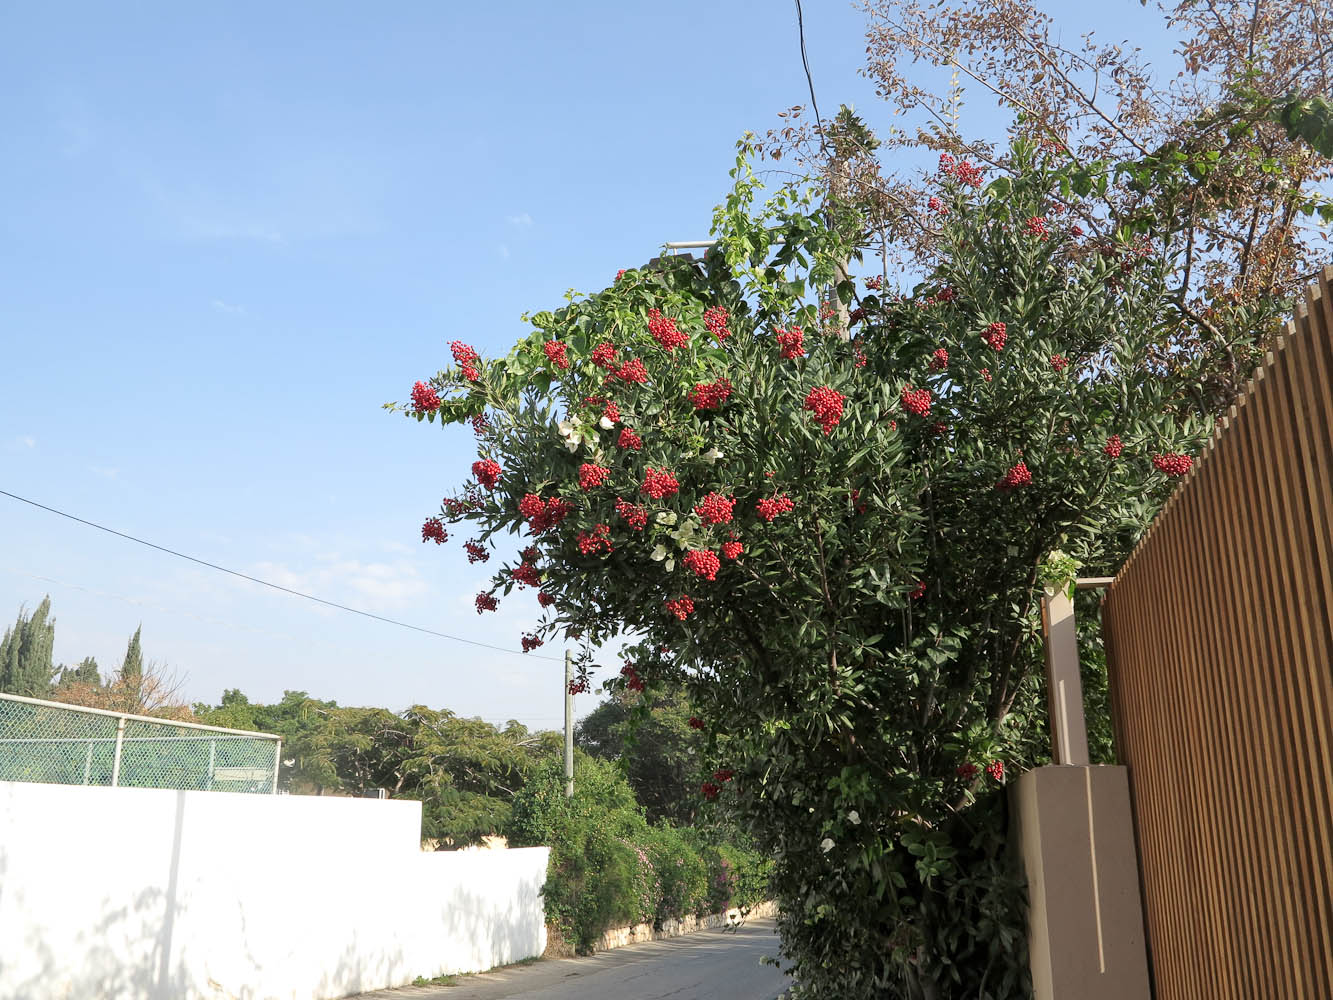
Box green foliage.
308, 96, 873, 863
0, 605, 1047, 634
575, 689, 705, 825
0, 596, 56, 697
403, 138, 1237, 996
119, 625, 143, 682
508, 753, 769, 953
55, 656, 101, 689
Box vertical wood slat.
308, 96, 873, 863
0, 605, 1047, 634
1103, 267, 1333, 1000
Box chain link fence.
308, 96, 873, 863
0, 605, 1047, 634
0, 693, 280, 793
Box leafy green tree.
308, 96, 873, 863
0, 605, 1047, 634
119, 625, 143, 681
0, 597, 56, 697
397, 138, 1231, 996
577, 689, 705, 826
55, 656, 101, 689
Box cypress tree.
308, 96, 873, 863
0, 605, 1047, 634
120, 625, 143, 681
0, 597, 56, 697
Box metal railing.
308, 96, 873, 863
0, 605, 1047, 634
0, 692, 281, 794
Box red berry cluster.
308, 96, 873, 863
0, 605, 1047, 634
689, 377, 734, 411
910, 581, 927, 600
683, 549, 721, 581
755, 495, 795, 522
927, 195, 947, 214
576, 524, 613, 556
1024, 215, 1050, 241
618, 426, 643, 450
538, 591, 556, 607
721, 540, 743, 560
464, 540, 489, 564
615, 498, 648, 530
522, 545, 540, 562
512, 561, 542, 588
1070, 224, 1085, 238
642, 467, 680, 500
701, 781, 720, 801
936, 286, 957, 303
713, 768, 734, 783
865, 275, 883, 291
855, 349, 868, 369
411, 381, 441, 413
602, 401, 621, 424
775, 325, 806, 359
803, 385, 846, 434
1050, 354, 1068, 372
997, 461, 1032, 490
521, 633, 544, 653
519, 494, 572, 534
442, 494, 480, 517
1104, 434, 1123, 459
543, 340, 571, 371
957, 763, 979, 781
665, 596, 695, 620
470, 413, 490, 436
694, 492, 735, 525
980, 368, 992, 383
613, 358, 649, 384
648, 308, 688, 351
704, 306, 731, 342
568, 676, 590, 695
930, 348, 949, 372
450, 341, 481, 381
591, 341, 618, 369
1153, 453, 1193, 477
982, 322, 1007, 351
475, 593, 498, 614
955, 161, 983, 186
688, 716, 706, 730
472, 459, 502, 490
421, 517, 448, 544
986, 760, 1005, 781
615, 269, 626, 281
901, 385, 932, 416
578, 463, 611, 491
848, 307, 866, 325
620, 663, 645, 692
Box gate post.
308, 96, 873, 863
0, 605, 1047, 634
1012, 578, 1150, 999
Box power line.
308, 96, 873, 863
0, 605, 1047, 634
794, 0, 826, 146
0, 489, 562, 661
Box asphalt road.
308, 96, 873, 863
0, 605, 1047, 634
355, 919, 789, 1000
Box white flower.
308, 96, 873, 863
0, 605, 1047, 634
564, 437, 580, 453
701, 447, 724, 463
599, 415, 615, 430
820, 838, 835, 854
847, 811, 861, 825
650, 545, 668, 562
655, 511, 678, 526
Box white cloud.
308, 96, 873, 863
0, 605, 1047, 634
249, 558, 428, 609
16, 436, 35, 449
498, 244, 511, 259
211, 299, 247, 317
89, 465, 118, 480
506, 212, 533, 226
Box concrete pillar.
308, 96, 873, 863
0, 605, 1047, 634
1010, 765, 1151, 1000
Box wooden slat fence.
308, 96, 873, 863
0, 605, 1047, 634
1102, 266, 1333, 998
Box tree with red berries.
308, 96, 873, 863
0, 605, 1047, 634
393, 140, 1214, 998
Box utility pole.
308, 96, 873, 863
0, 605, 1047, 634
564, 650, 574, 798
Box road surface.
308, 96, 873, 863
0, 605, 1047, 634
355, 918, 789, 1000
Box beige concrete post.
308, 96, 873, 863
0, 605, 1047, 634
1011, 765, 1151, 1000
1040, 589, 1089, 766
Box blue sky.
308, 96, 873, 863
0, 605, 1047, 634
0, 1, 1169, 728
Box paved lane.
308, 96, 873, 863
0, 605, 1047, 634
355, 919, 789, 1000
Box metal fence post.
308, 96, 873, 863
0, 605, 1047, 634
206, 740, 216, 791
564, 651, 574, 798
110, 715, 127, 787
271, 740, 282, 794
82, 740, 93, 785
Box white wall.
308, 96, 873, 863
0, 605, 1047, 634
0, 780, 549, 1000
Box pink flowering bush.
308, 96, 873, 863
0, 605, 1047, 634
392, 139, 1207, 998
